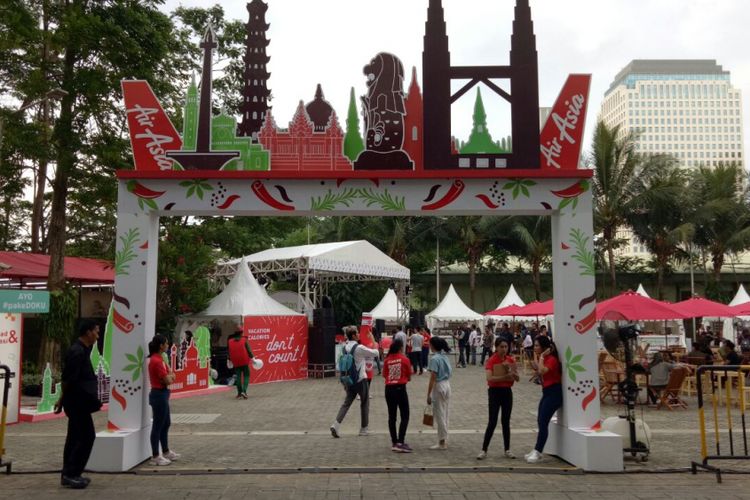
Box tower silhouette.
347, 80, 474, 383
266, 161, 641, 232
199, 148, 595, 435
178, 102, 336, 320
422, 0, 540, 169
238, 0, 272, 140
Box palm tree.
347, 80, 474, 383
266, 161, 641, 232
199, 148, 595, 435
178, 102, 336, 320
589, 121, 642, 294
509, 216, 552, 300
626, 157, 693, 299
690, 165, 750, 288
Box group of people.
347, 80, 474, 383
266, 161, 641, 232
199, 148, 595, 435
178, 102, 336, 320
329, 325, 564, 463
451, 322, 551, 368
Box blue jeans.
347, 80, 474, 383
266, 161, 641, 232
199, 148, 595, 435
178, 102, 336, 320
535, 384, 562, 453
149, 389, 171, 456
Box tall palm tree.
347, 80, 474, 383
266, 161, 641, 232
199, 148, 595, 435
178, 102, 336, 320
509, 216, 552, 300
690, 165, 750, 286
589, 121, 642, 294
626, 157, 693, 299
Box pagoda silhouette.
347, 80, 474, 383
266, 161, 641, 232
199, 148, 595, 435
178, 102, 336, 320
238, 0, 272, 141
422, 0, 540, 169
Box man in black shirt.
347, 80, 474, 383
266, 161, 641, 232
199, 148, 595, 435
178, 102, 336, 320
54, 320, 102, 489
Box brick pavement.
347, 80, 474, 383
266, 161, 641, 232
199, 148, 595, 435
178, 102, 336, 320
3, 361, 746, 475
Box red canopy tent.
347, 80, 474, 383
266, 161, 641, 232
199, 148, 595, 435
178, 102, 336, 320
517, 299, 554, 316
671, 296, 736, 319
596, 290, 687, 321
0, 251, 114, 285
484, 304, 525, 317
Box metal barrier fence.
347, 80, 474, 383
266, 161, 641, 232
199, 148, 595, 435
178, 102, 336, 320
0, 364, 13, 474
691, 365, 750, 482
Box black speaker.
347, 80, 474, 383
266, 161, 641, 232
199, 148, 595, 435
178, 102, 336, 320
374, 319, 386, 336
409, 311, 426, 328
309, 308, 337, 365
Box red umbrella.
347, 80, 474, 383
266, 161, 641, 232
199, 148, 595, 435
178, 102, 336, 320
671, 296, 736, 318
730, 301, 750, 316
516, 299, 554, 316
596, 290, 687, 321
484, 304, 524, 316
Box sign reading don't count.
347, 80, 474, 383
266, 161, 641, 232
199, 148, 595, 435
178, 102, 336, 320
0, 290, 50, 314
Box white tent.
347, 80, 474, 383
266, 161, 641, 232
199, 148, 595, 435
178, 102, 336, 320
201, 257, 303, 318
368, 288, 408, 322
426, 284, 484, 329
494, 284, 525, 309
635, 284, 650, 298
721, 284, 750, 342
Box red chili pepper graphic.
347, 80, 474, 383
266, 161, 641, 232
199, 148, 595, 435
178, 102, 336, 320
107, 420, 121, 431
582, 387, 597, 411
139, 240, 149, 250
551, 180, 588, 199
421, 180, 465, 210
575, 309, 597, 334
561, 242, 570, 250
251, 181, 295, 211
475, 194, 499, 209
113, 308, 134, 333
217, 194, 240, 210
111, 387, 127, 410
126, 180, 166, 199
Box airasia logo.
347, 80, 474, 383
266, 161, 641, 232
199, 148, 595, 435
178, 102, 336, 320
539, 74, 591, 170
127, 105, 177, 171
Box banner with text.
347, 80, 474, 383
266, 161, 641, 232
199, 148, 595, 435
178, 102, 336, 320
0, 312, 22, 424
244, 315, 308, 384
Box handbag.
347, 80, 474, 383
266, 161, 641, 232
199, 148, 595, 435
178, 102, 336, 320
423, 405, 434, 427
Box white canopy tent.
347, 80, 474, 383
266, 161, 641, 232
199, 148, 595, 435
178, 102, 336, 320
635, 284, 650, 298
426, 284, 485, 330
368, 288, 408, 322
215, 241, 410, 322
721, 284, 750, 342
486, 284, 526, 321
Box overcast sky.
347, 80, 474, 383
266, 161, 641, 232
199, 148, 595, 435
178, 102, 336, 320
162, 0, 749, 161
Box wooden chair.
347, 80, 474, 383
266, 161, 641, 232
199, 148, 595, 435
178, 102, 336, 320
657, 366, 689, 410
600, 365, 624, 404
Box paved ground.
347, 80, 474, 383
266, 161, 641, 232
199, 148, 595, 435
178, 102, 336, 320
3, 360, 749, 496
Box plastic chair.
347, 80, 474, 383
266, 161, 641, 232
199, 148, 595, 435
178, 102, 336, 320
657, 366, 689, 410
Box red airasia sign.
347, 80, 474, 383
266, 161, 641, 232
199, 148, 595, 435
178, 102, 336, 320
121, 80, 182, 172
539, 74, 592, 170
243, 315, 308, 384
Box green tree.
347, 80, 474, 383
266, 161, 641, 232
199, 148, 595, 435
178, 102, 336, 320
343, 87, 364, 162
626, 157, 692, 299
508, 216, 552, 301
589, 121, 642, 294
690, 165, 750, 290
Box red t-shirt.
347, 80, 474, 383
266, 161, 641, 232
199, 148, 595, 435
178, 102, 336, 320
383, 354, 411, 385
541, 355, 562, 388
485, 353, 516, 388
380, 336, 393, 352
422, 332, 431, 348
148, 353, 169, 389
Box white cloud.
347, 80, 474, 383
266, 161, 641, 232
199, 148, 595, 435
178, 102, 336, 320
163, 0, 749, 163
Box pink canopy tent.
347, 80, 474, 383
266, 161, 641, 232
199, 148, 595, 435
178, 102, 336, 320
596, 290, 687, 321
671, 296, 736, 319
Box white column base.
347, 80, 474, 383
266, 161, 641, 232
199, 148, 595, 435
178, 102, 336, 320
545, 420, 624, 472
87, 425, 151, 472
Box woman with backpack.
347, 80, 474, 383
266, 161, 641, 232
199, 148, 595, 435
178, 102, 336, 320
477, 337, 519, 460
525, 335, 562, 463
383, 339, 413, 452
426, 336, 453, 450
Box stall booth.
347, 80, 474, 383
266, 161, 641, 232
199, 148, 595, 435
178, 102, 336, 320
191, 257, 308, 384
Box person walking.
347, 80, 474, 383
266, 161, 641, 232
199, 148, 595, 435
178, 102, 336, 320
227, 326, 255, 399
480, 326, 494, 366
409, 328, 424, 374
477, 338, 519, 460
147, 334, 180, 466
55, 320, 103, 489
383, 339, 413, 452
469, 325, 481, 365
453, 327, 467, 367
420, 327, 432, 373
525, 336, 562, 464
330, 327, 379, 437
427, 336, 453, 450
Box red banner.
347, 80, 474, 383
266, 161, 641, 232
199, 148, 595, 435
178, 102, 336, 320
121, 80, 182, 172
244, 315, 308, 383
539, 74, 592, 170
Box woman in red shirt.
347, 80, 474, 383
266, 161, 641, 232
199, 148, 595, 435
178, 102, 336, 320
148, 334, 178, 466
525, 335, 562, 464
477, 338, 519, 460
382, 339, 413, 453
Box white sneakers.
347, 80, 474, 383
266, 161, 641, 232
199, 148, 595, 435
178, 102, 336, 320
150, 455, 171, 466
504, 450, 516, 459
358, 427, 370, 436
429, 443, 448, 450
330, 421, 340, 438
164, 450, 180, 461
476, 450, 487, 460
525, 449, 543, 463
